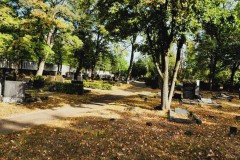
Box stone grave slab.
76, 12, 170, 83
213, 93, 233, 101
201, 98, 213, 104
169, 108, 202, 124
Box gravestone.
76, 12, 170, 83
169, 108, 192, 124
183, 83, 196, 99
183, 80, 200, 99
3, 80, 25, 103
169, 108, 202, 124
195, 80, 200, 96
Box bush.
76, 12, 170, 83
145, 77, 159, 89
83, 81, 112, 90
48, 82, 83, 95
32, 76, 45, 89
102, 83, 112, 90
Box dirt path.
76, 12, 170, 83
0, 103, 123, 134
0, 81, 160, 134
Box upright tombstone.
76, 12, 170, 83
195, 80, 200, 96
183, 80, 200, 99
183, 83, 196, 99
3, 80, 25, 103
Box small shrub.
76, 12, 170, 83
32, 76, 45, 89
48, 82, 83, 95
102, 83, 112, 90
83, 81, 112, 90
145, 77, 159, 89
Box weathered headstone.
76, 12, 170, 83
169, 108, 202, 124
169, 108, 192, 124
3, 81, 25, 103
195, 80, 200, 96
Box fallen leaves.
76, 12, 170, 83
0, 84, 239, 159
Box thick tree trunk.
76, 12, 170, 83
209, 53, 217, 90
91, 65, 95, 80
126, 48, 134, 83
36, 59, 45, 76
36, 28, 55, 76
126, 35, 137, 83
161, 55, 169, 110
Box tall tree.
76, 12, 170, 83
138, 0, 200, 110
198, 0, 238, 89
17, 0, 77, 76
97, 0, 141, 83
52, 33, 83, 74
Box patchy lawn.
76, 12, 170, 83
0, 82, 239, 159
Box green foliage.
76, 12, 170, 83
0, 5, 19, 32
132, 59, 147, 78
109, 44, 128, 76
0, 33, 13, 53
145, 76, 159, 89
48, 82, 84, 95
52, 33, 83, 65
83, 81, 112, 90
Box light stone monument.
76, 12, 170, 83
2, 80, 25, 103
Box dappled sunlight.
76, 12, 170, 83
0, 115, 239, 159
0, 82, 239, 159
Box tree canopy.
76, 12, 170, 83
0, 0, 239, 109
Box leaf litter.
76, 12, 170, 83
0, 83, 239, 159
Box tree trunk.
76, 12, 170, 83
91, 65, 95, 80
161, 54, 169, 110
36, 59, 45, 76
126, 35, 137, 83
167, 35, 185, 109
229, 63, 239, 91
74, 60, 82, 80
126, 47, 134, 83
36, 28, 55, 76
209, 53, 217, 91
57, 63, 60, 74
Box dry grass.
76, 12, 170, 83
0, 82, 239, 159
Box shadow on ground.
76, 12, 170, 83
0, 116, 239, 159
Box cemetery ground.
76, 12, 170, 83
0, 82, 239, 159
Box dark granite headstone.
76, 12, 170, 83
183, 83, 196, 99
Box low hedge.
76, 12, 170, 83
48, 82, 83, 95
83, 81, 112, 90
32, 76, 45, 89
